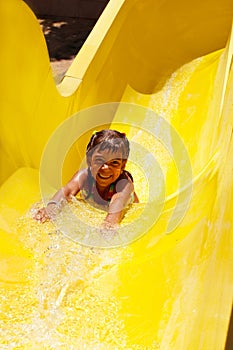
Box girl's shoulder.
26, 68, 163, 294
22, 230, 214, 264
113, 170, 134, 193
71, 168, 89, 184
119, 170, 134, 183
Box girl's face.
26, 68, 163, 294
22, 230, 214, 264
89, 148, 126, 189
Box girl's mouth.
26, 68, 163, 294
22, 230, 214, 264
97, 173, 112, 180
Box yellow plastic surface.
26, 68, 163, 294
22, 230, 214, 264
1, 0, 233, 348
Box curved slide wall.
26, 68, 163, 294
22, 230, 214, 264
0, 0, 233, 348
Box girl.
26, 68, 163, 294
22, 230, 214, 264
35, 129, 139, 229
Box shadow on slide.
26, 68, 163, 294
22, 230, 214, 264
0, 0, 233, 348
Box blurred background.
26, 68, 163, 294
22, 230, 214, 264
24, 0, 110, 81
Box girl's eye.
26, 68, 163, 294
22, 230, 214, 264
94, 159, 104, 165
111, 160, 121, 166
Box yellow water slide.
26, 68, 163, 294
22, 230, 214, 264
1, 0, 233, 348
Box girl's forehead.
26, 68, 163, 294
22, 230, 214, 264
92, 148, 123, 160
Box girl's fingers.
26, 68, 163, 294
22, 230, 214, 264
34, 208, 48, 222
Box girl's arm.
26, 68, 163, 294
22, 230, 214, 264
35, 169, 87, 222
103, 179, 136, 228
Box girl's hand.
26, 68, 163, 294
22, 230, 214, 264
34, 203, 59, 223
99, 221, 119, 240
34, 207, 49, 223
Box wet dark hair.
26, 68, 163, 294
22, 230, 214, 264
86, 129, 130, 165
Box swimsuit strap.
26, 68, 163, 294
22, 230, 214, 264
105, 183, 115, 201
123, 170, 134, 182
81, 168, 94, 200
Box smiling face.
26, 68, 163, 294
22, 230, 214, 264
89, 148, 126, 190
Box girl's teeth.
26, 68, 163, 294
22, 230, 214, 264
99, 174, 111, 179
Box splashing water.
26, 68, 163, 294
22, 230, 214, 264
0, 200, 158, 349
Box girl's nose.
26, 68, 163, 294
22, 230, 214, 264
101, 163, 109, 170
